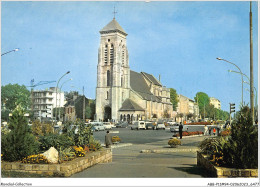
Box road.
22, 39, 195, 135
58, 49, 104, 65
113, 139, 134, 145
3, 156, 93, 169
92, 125, 210, 145
71, 126, 212, 178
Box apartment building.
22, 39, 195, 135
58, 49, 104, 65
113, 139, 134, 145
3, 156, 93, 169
210, 97, 221, 109
176, 94, 199, 122
31, 87, 65, 121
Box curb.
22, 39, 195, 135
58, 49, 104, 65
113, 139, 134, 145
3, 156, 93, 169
111, 143, 133, 149
140, 148, 199, 153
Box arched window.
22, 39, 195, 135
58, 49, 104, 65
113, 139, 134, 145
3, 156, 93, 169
121, 76, 123, 87
107, 70, 110, 86
122, 92, 124, 102
104, 45, 108, 64
106, 91, 109, 99
110, 44, 114, 64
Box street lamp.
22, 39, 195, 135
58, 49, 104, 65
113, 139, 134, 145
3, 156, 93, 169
228, 70, 250, 82
55, 71, 70, 122
1, 48, 19, 56
217, 58, 244, 105
58, 78, 72, 121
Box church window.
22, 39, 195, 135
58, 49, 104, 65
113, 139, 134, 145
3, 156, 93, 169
122, 92, 124, 102
107, 70, 110, 86
106, 91, 109, 99
121, 76, 123, 87
108, 39, 110, 42
104, 45, 108, 64
110, 44, 114, 64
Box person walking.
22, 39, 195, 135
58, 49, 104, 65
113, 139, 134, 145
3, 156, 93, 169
204, 125, 208, 136
105, 130, 113, 148
208, 126, 212, 136
179, 122, 183, 139
213, 128, 216, 136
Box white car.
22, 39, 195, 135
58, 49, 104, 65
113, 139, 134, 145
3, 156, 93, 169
170, 124, 188, 132
90, 122, 105, 131
131, 121, 146, 130
103, 122, 112, 130
155, 123, 165, 130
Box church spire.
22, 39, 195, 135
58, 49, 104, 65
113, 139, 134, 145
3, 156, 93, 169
113, 6, 117, 19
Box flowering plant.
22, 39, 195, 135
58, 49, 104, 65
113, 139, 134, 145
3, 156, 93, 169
22, 154, 48, 164
112, 136, 121, 143
73, 146, 85, 157
168, 138, 181, 146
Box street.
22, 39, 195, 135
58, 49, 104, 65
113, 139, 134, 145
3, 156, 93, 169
71, 126, 211, 178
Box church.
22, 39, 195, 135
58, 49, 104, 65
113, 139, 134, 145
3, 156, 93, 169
95, 18, 173, 122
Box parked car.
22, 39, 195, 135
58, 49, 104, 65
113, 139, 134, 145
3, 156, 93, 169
131, 121, 146, 130
155, 123, 165, 130
167, 120, 177, 126
91, 122, 105, 131
170, 124, 188, 132
103, 122, 112, 130
115, 121, 128, 128
145, 122, 155, 130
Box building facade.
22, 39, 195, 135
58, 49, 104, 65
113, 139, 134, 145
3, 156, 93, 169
95, 18, 173, 122
210, 97, 221, 109
31, 87, 65, 121
176, 94, 199, 122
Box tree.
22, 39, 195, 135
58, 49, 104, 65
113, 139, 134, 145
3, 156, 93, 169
1, 84, 31, 121
1, 105, 39, 162
170, 88, 179, 111
1, 84, 31, 111
224, 106, 258, 168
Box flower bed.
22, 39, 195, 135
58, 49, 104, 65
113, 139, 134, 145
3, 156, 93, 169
186, 122, 211, 125
176, 131, 204, 137
197, 151, 258, 178
1, 149, 112, 177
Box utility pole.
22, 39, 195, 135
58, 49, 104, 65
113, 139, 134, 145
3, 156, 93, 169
83, 86, 85, 122
250, 1, 254, 124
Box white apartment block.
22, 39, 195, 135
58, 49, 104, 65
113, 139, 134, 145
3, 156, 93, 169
210, 97, 221, 109
32, 87, 65, 121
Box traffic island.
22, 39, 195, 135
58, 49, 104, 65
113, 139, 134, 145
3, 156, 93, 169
1, 148, 112, 177
197, 151, 258, 178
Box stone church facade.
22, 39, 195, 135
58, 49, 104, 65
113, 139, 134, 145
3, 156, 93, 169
95, 18, 173, 122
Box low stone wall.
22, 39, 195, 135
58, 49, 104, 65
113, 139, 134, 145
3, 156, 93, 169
1, 148, 112, 177
197, 151, 258, 178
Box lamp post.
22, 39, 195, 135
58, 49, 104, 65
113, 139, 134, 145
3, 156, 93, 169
217, 58, 244, 105
1, 48, 19, 56
58, 78, 72, 121
55, 71, 70, 122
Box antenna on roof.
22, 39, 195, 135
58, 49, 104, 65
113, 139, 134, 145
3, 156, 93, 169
113, 6, 117, 19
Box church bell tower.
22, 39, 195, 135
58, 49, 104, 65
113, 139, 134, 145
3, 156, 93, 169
95, 18, 130, 122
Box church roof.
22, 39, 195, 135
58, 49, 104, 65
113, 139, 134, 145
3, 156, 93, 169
141, 72, 162, 86
119, 99, 144, 111
130, 70, 161, 102
100, 18, 127, 36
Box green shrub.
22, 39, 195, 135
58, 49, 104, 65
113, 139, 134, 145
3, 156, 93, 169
202, 106, 258, 169
58, 147, 76, 163
168, 138, 181, 146
38, 133, 74, 152
1, 106, 39, 162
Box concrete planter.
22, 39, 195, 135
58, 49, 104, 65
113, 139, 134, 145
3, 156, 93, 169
197, 151, 258, 178
1, 148, 112, 177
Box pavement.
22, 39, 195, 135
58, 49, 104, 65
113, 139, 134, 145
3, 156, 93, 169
71, 135, 210, 178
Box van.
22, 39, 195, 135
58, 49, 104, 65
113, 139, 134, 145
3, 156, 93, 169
131, 121, 146, 130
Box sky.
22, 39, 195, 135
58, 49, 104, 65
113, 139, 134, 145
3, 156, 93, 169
1, 1, 259, 112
